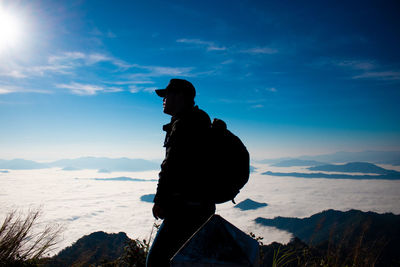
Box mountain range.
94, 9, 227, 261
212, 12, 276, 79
0, 157, 160, 172
263, 162, 400, 180
263, 171, 400, 180
259, 150, 400, 166
308, 162, 399, 174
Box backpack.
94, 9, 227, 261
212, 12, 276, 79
208, 118, 250, 204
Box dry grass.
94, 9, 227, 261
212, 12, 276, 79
0, 209, 63, 264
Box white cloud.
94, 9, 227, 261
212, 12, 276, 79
129, 85, 155, 94
129, 65, 194, 78
56, 82, 105, 95
0, 51, 134, 80
177, 38, 280, 57
48, 52, 86, 64
107, 30, 116, 38
2, 166, 399, 255
240, 46, 278, 55
142, 87, 155, 93
104, 87, 124, 93
1, 50, 192, 83
86, 53, 112, 65
107, 80, 155, 85
266, 87, 277, 92
89, 27, 116, 39
316, 58, 400, 82
29, 65, 73, 76
0, 86, 51, 94
352, 71, 400, 81
176, 38, 227, 51
0, 88, 12, 94
129, 85, 140, 94
146, 66, 193, 76
221, 59, 234, 65
335, 60, 375, 71
49, 51, 132, 69
56, 82, 125, 95
251, 104, 264, 109
0, 70, 27, 78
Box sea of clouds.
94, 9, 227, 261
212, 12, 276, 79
1, 163, 400, 255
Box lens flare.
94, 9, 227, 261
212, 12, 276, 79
0, 6, 23, 53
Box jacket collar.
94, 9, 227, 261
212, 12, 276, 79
162, 105, 198, 132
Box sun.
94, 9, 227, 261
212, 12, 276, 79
0, 6, 23, 53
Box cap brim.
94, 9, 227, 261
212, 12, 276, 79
155, 89, 167, 97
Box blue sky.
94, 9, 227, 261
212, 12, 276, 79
0, 0, 399, 160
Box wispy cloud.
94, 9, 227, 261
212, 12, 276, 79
90, 27, 116, 38
49, 51, 132, 69
1, 50, 196, 95
177, 38, 279, 57
1, 51, 134, 80
176, 38, 227, 51
316, 58, 400, 82
254, 87, 277, 93
47, 52, 194, 78
0, 70, 27, 78
240, 46, 278, 55
48, 52, 86, 64
0, 88, 13, 94
251, 104, 264, 109
0, 86, 51, 95
56, 82, 123, 95
129, 85, 140, 94
129, 65, 194, 78
334, 60, 375, 71
353, 71, 400, 81
128, 85, 155, 94
104, 80, 155, 85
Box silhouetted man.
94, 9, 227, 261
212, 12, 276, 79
146, 79, 215, 267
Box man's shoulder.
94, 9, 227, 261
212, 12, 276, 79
192, 106, 211, 124
173, 106, 211, 132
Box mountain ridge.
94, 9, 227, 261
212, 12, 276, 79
258, 150, 400, 166
308, 161, 399, 174
0, 157, 160, 172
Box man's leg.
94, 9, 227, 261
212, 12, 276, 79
146, 213, 212, 267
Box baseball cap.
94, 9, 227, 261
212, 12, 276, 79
155, 79, 196, 99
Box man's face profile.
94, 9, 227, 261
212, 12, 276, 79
163, 90, 180, 116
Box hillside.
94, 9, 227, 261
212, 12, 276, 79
308, 162, 400, 174
45, 231, 133, 266
255, 209, 400, 266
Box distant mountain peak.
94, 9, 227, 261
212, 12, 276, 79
308, 162, 398, 174
234, 198, 268, 211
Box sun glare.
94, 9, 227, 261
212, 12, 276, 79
0, 6, 23, 52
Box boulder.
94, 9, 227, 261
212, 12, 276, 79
171, 215, 259, 267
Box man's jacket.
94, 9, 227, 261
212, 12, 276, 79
154, 106, 214, 215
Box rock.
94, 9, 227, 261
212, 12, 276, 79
171, 214, 259, 267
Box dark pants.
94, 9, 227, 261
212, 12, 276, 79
146, 206, 215, 267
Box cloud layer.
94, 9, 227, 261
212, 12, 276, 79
1, 163, 399, 256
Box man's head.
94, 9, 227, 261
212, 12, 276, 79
155, 79, 196, 116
